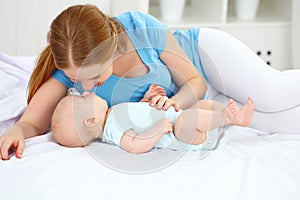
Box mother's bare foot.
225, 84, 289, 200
225, 98, 255, 126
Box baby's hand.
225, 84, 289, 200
157, 118, 173, 135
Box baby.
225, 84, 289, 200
51, 84, 165, 147
51, 84, 255, 153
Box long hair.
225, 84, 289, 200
27, 4, 123, 103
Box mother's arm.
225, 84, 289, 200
20, 77, 67, 136
159, 31, 207, 110
0, 77, 66, 160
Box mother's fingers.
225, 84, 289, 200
149, 95, 163, 107
162, 99, 180, 111
0, 139, 3, 160
15, 139, 24, 159
150, 95, 166, 109
173, 102, 180, 112
156, 96, 169, 110
149, 95, 180, 111
0, 137, 13, 160
0, 134, 24, 160
162, 100, 173, 110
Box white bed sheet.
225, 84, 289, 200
1, 53, 300, 200
1, 127, 300, 200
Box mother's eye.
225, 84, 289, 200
70, 78, 79, 82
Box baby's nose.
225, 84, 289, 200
82, 91, 90, 97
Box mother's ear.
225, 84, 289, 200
83, 116, 99, 128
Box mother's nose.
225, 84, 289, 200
81, 80, 96, 91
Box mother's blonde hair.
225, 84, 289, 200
27, 4, 123, 103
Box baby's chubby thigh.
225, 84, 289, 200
173, 109, 207, 145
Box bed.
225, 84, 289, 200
1, 52, 300, 200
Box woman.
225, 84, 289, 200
0, 4, 299, 160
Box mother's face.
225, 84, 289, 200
63, 61, 113, 91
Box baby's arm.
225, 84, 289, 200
120, 118, 172, 154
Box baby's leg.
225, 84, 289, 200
173, 98, 255, 145
189, 99, 227, 111
198, 28, 300, 112
224, 98, 255, 126
140, 83, 166, 102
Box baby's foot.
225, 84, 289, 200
140, 84, 166, 102
225, 98, 255, 126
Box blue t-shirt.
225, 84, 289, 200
52, 11, 204, 107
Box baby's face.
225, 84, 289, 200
52, 92, 108, 147
84, 91, 107, 110
77, 92, 108, 125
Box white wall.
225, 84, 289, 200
0, 0, 299, 70
292, 0, 300, 69
0, 0, 151, 56
0, 0, 111, 56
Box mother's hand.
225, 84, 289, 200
149, 95, 180, 112
0, 127, 25, 160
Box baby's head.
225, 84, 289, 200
51, 92, 108, 147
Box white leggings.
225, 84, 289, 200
197, 28, 300, 133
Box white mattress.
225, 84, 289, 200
1, 127, 300, 200
1, 53, 300, 200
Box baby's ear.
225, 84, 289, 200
83, 116, 99, 128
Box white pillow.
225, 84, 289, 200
0, 53, 35, 124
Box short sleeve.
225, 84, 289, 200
51, 69, 74, 88
116, 11, 168, 55
173, 28, 207, 81
101, 111, 125, 147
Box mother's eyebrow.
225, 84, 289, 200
87, 73, 101, 80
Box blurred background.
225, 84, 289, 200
0, 0, 299, 70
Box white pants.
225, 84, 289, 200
198, 28, 300, 133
